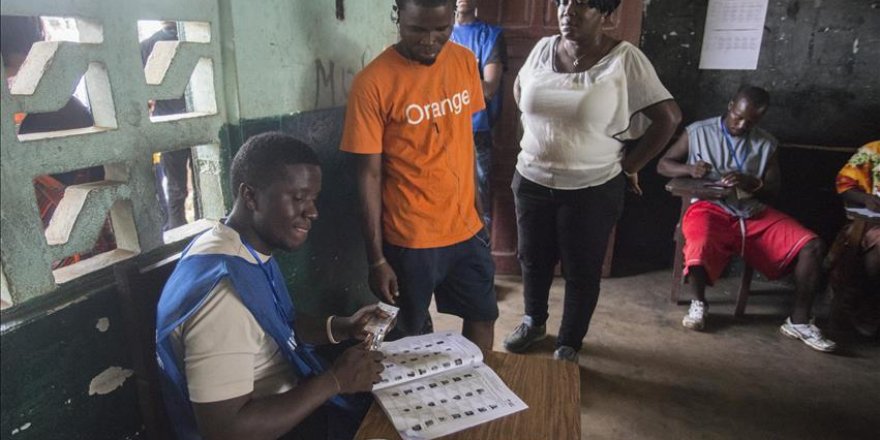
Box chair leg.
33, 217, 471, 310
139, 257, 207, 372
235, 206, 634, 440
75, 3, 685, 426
734, 266, 753, 317
671, 235, 685, 304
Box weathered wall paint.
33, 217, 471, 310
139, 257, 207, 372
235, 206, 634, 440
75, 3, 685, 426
1, 284, 143, 440
230, 0, 395, 118
641, 0, 879, 146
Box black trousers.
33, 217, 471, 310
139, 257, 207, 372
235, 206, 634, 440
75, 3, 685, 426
512, 171, 624, 351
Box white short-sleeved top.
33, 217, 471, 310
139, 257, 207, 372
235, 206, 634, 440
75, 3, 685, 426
516, 36, 672, 189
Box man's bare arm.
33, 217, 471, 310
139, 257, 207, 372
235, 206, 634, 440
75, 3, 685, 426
481, 62, 503, 102
354, 154, 398, 303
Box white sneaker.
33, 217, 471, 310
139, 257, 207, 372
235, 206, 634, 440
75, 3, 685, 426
682, 300, 707, 331
780, 318, 837, 353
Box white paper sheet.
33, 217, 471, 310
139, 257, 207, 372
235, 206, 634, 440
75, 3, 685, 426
846, 206, 880, 219
699, 0, 769, 70
372, 333, 528, 440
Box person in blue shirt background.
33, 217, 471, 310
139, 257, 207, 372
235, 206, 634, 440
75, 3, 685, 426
452, 0, 508, 232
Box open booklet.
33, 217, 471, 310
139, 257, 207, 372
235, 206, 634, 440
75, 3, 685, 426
371, 332, 528, 440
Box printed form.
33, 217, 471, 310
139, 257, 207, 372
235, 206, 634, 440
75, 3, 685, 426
372, 332, 527, 439
699, 0, 769, 70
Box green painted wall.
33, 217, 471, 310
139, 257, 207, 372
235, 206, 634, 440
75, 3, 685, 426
229, 0, 396, 118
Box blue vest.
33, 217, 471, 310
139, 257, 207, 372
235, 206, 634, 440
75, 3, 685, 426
451, 21, 504, 132
155, 235, 345, 439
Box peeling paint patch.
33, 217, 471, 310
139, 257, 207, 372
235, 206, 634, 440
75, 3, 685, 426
96, 317, 110, 332
88, 366, 133, 395
669, 31, 678, 36
11, 422, 32, 435
681, 44, 691, 48
852, 38, 859, 54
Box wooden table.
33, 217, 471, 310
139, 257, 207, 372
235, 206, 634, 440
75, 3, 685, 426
354, 351, 581, 440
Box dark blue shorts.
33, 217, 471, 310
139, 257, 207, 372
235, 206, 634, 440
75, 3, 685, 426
383, 230, 498, 337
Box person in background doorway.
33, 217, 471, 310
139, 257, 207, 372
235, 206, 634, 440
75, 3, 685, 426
503, 0, 681, 362
657, 86, 836, 353
141, 21, 191, 230
451, 0, 508, 231
340, 0, 498, 351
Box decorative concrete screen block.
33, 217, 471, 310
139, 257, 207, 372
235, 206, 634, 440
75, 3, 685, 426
0, 0, 227, 305
144, 21, 217, 120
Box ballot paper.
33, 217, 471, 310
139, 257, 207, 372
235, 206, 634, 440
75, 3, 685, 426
372, 332, 527, 440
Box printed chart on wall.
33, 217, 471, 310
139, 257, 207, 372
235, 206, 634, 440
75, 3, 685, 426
699, 0, 769, 70
372, 332, 527, 439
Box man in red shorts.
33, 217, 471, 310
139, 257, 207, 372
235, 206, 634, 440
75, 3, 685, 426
658, 86, 836, 352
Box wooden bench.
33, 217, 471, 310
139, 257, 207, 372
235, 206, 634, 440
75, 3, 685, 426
114, 255, 179, 440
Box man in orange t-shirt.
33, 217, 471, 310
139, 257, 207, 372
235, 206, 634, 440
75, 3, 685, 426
340, 0, 497, 350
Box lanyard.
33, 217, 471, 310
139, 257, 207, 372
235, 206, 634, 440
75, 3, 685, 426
720, 117, 750, 173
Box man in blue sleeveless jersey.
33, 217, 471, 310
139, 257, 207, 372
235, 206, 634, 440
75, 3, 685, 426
452, 0, 508, 230
658, 87, 835, 353
156, 132, 389, 439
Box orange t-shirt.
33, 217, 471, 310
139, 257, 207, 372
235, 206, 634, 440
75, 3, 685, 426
340, 43, 486, 248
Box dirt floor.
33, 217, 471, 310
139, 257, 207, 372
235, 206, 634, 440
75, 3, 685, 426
429, 271, 879, 440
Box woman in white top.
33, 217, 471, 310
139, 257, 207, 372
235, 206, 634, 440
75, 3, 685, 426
502, 0, 681, 362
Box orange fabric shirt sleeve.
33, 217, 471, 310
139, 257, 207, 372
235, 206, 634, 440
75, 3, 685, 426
340, 75, 384, 155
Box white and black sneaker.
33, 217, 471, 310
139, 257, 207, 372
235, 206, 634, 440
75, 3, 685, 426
682, 300, 707, 331
780, 317, 837, 353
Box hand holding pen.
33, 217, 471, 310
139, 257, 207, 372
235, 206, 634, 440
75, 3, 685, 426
691, 153, 713, 179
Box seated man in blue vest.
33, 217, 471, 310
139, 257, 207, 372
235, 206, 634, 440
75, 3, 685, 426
658, 86, 836, 353
156, 132, 389, 439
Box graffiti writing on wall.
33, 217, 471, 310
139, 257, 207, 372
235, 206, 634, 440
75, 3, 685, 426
314, 49, 371, 109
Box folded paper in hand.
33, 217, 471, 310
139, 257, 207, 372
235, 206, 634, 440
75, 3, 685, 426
365, 302, 399, 351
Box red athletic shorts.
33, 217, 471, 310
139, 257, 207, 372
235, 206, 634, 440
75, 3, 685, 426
682, 201, 818, 284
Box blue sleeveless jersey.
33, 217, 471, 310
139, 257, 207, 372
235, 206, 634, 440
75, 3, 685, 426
451, 21, 504, 132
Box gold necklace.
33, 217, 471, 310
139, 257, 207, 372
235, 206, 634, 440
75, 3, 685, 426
563, 40, 589, 68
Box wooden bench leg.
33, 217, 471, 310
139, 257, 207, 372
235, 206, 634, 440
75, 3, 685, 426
734, 266, 753, 318
671, 234, 685, 304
